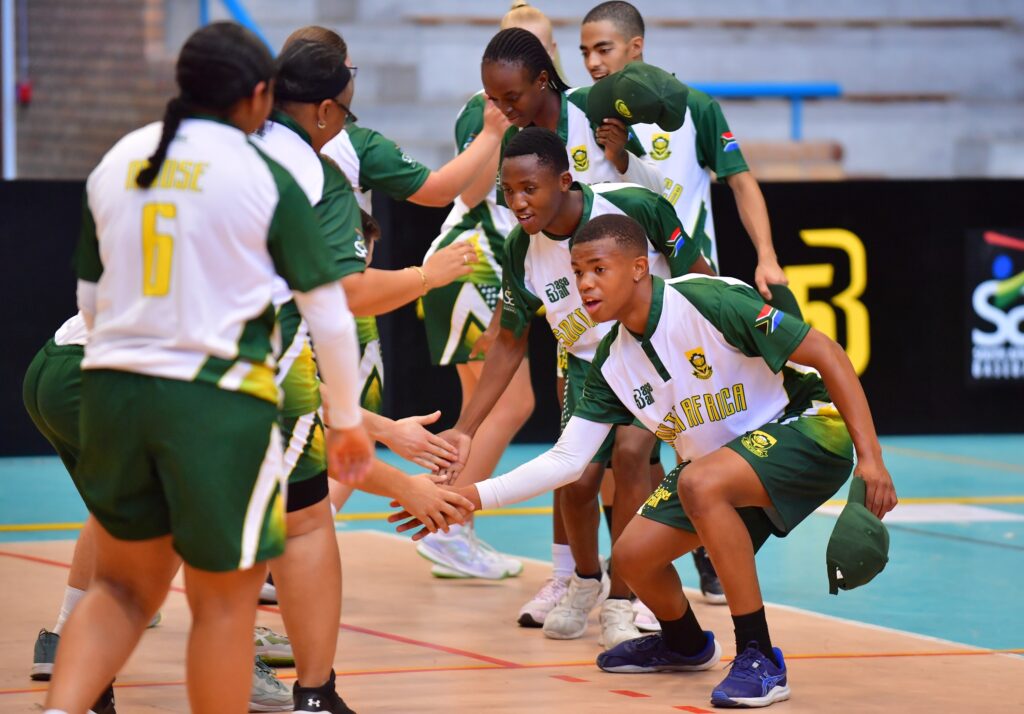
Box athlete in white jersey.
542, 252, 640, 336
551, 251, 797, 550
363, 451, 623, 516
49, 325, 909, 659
43, 24, 370, 714
421, 214, 895, 708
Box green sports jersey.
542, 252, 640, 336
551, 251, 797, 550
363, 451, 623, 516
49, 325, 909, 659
500, 182, 699, 363
574, 275, 850, 461
423, 91, 516, 286
78, 116, 342, 405
496, 90, 651, 208
633, 88, 749, 272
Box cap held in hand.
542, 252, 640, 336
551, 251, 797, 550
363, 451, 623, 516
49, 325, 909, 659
586, 61, 689, 132
826, 476, 890, 595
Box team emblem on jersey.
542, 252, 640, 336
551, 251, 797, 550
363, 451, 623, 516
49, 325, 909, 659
614, 99, 633, 119
741, 430, 777, 458
685, 348, 713, 380
754, 305, 784, 335
633, 382, 655, 408
645, 485, 672, 509
651, 134, 672, 160
502, 286, 517, 311
571, 145, 589, 171
667, 226, 686, 257
354, 228, 368, 260
721, 131, 739, 153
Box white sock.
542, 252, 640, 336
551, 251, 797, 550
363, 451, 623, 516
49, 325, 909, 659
53, 586, 86, 634
552, 544, 575, 580
43, 709, 70, 714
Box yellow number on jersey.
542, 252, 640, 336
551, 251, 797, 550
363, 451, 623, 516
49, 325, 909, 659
784, 229, 870, 375
142, 203, 176, 296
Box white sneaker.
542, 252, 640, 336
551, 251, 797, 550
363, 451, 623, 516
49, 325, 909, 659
599, 599, 643, 649
542, 572, 608, 640
249, 657, 292, 712
430, 563, 472, 579
632, 599, 662, 632
253, 625, 293, 667
416, 527, 522, 580
517, 575, 570, 627
259, 579, 277, 604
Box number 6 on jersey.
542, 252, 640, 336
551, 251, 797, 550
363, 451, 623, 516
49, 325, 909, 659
142, 202, 175, 296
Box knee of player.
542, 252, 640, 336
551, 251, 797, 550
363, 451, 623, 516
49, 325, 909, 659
92, 574, 163, 627
611, 440, 650, 473
676, 464, 719, 515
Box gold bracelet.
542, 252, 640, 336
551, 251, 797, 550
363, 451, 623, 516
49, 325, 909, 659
410, 265, 429, 295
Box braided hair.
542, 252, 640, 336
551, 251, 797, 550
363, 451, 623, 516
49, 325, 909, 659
136, 22, 273, 189
583, 2, 646, 39
482, 27, 569, 93
503, 126, 569, 175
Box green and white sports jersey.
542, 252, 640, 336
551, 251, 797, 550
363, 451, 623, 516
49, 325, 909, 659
632, 88, 749, 273
500, 182, 699, 363
77, 116, 342, 405
574, 275, 852, 461
497, 90, 659, 207
424, 91, 516, 286
250, 113, 364, 418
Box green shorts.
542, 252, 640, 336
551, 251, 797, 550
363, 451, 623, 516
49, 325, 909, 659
563, 354, 616, 464
422, 281, 501, 366
22, 339, 84, 476
640, 416, 854, 549
77, 369, 287, 572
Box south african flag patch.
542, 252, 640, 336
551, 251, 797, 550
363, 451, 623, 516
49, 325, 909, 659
754, 304, 784, 334
721, 131, 739, 153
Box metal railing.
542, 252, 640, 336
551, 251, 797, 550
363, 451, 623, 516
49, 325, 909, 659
199, 0, 272, 51
690, 83, 841, 141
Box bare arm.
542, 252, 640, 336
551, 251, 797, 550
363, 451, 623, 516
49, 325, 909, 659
407, 100, 508, 207
726, 171, 786, 299
789, 328, 897, 518
361, 408, 458, 471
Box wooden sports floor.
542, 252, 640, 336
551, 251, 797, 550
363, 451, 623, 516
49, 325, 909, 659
3, 529, 1023, 713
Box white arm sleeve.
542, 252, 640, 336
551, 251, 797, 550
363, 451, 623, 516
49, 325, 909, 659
475, 417, 614, 509
77, 280, 97, 331
621, 153, 665, 194
292, 282, 362, 430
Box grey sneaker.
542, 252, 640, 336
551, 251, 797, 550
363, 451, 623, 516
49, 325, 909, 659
31, 629, 59, 681
254, 625, 293, 667
416, 527, 522, 579
250, 657, 292, 712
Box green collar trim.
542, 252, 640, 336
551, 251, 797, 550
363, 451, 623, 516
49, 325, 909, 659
631, 277, 670, 382
271, 110, 313, 147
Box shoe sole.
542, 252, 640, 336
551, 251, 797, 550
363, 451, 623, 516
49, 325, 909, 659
415, 546, 515, 580
702, 591, 728, 605
431, 564, 473, 579
711, 684, 790, 708
517, 612, 544, 628
30, 664, 52, 681
635, 622, 662, 633
247, 701, 292, 712
255, 653, 295, 667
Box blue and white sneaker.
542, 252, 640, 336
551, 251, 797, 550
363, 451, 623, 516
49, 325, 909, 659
711, 642, 790, 708
596, 631, 722, 673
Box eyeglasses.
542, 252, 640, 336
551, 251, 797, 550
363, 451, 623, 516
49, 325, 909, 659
347, 66, 358, 80
333, 98, 358, 125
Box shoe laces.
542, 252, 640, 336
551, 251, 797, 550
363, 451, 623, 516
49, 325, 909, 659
253, 657, 279, 684
601, 600, 635, 627
727, 643, 772, 682
534, 576, 569, 602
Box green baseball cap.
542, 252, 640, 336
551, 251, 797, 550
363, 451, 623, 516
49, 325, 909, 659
586, 62, 689, 132
826, 477, 890, 595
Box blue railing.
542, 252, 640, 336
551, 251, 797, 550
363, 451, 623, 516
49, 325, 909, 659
690, 83, 841, 140
199, 0, 273, 52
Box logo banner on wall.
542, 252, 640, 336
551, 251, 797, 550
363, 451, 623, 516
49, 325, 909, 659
967, 229, 1024, 382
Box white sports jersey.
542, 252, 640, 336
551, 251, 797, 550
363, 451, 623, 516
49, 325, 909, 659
78, 117, 342, 404
575, 275, 849, 461
499, 183, 701, 364
54, 313, 89, 347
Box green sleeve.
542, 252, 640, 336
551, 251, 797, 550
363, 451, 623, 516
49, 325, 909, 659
572, 329, 635, 425
74, 192, 103, 281
256, 149, 345, 292
498, 227, 543, 337
601, 186, 700, 274
347, 124, 431, 201
317, 157, 367, 279
692, 92, 749, 180
454, 94, 485, 154
675, 278, 809, 372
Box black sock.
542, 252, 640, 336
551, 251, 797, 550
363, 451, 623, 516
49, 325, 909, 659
732, 607, 776, 665
576, 569, 602, 581
606, 595, 631, 601
658, 605, 706, 656
602, 504, 614, 533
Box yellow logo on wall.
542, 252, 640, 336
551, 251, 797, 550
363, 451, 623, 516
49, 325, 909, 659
571, 145, 589, 172
614, 99, 633, 119
651, 134, 672, 160
741, 430, 777, 458
685, 347, 713, 380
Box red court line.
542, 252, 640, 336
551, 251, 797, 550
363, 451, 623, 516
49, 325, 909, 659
674, 706, 713, 713
0, 548, 522, 670
610, 689, 651, 698
550, 674, 588, 683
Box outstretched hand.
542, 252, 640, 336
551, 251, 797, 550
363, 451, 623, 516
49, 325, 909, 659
386, 474, 476, 541
432, 428, 472, 484
385, 411, 458, 471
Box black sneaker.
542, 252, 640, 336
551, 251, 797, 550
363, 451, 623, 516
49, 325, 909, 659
293, 670, 356, 713
693, 547, 726, 605
31, 628, 59, 681
92, 682, 117, 714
